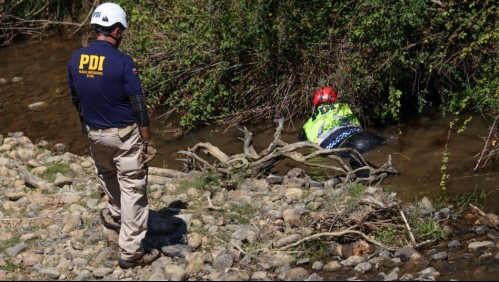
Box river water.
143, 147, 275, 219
0, 35, 498, 216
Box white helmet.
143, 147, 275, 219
91, 2, 128, 29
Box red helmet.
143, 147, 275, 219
312, 86, 337, 107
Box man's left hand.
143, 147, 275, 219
141, 140, 156, 168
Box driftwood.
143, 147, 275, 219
469, 203, 499, 231
178, 118, 398, 186
473, 114, 498, 172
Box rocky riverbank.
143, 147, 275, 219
0, 132, 498, 281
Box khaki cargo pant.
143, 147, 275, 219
87, 124, 149, 261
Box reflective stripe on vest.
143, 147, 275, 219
303, 103, 360, 144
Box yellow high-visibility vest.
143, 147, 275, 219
303, 103, 360, 144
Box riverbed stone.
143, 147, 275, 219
231, 228, 256, 243
447, 240, 461, 249
80, 160, 93, 168
419, 197, 435, 216
185, 252, 204, 274
92, 267, 114, 278
19, 251, 42, 267
295, 258, 309, 266
164, 264, 189, 281
282, 208, 301, 227
324, 260, 341, 272
341, 255, 367, 266
471, 225, 490, 235
399, 273, 414, 281
283, 267, 309, 281
266, 209, 283, 220
69, 163, 84, 174
28, 101, 49, 111
188, 232, 203, 249
252, 270, 268, 280
220, 269, 250, 281
431, 251, 448, 260
162, 244, 193, 258
41, 267, 60, 279
286, 168, 307, 178
268, 253, 295, 268
6, 191, 26, 201
30, 166, 48, 175
386, 267, 401, 281
62, 214, 82, 233
274, 234, 301, 248
11, 76, 23, 83
213, 250, 233, 270
20, 233, 38, 241
6, 243, 27, 257
15, 148, 37, 162
311, 260, 324, 270
354, 262, 372, 273
468, 241, 494, 251
285, 188, 304, 201
394, 246, 418, 261
418, 267, 439, 279
267, 174, 284, 185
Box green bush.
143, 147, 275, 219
0, 0, 87, 44
119, 0, 497, 129
3, 0, 496, 129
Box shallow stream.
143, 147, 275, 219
0, 35, 497, 214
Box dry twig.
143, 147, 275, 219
205, 191, 222, 210
278, 229, 392, 251
474, 114, 498, 172
400, 210, 417, 246
469, 203, 499, 230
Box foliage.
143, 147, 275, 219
435, 188, 489, 214
374, 226, 402, 246
440, 97, 473, 192
177, 173, 215, 192
117, 0, 498, 130
2, 0, 497, 129
0, 0, 89, 45
301, 240, 329, 262
439, 151, 450, 192
0, 236, 21, 254
228, 203, 256, 225
40, 163, 74, 183
380, 86, 402, 123
324, 183, 367, 214
414, 216, 447, 241
404, 201, 447, 242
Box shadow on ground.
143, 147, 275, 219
145, 200, 188, 250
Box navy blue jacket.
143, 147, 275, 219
68, 40, 143, 129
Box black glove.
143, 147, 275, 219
79, 114, 88, 134
140, 141, 157, 168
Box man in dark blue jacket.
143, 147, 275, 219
67, 2, 159, 269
